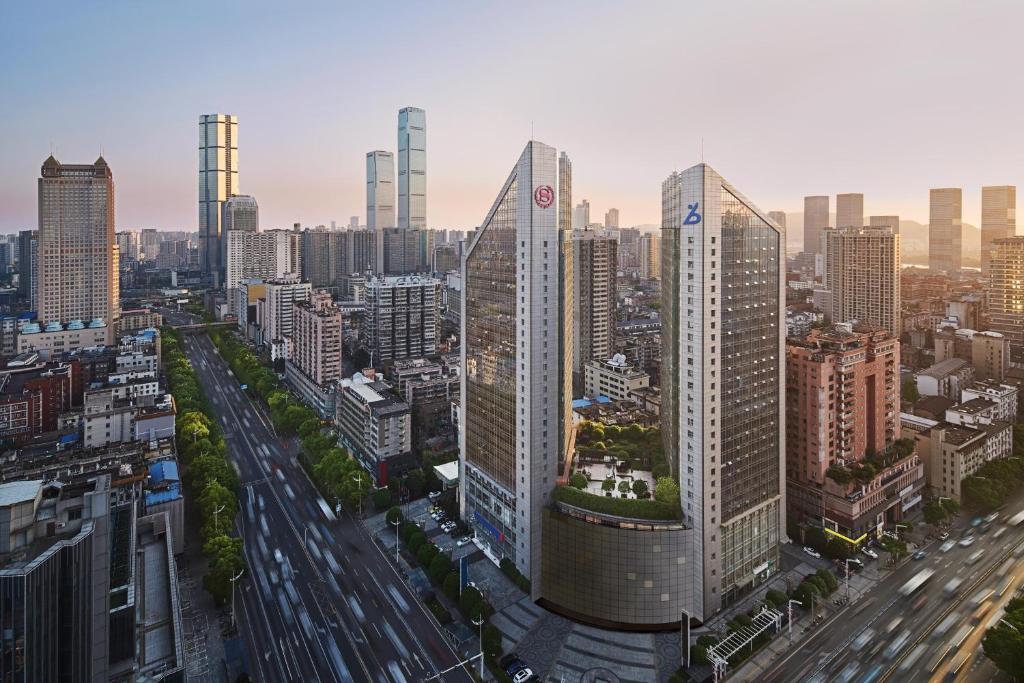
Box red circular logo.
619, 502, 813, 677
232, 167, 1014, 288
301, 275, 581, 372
534, 185, 554, 209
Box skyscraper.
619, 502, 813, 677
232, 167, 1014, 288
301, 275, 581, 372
767, 211, 786, 231
198, 113, 238, 280
639, 232, 661, 280
835, 192, 864, 228
988, 237, 1024, 347
365, 275, 441, 364
803, 195, 829, 256
221, 194, 259, 272
823, 226, 901, 335
929, 188, 963, 273
573, 200, 590, 230
572, 231, 617, 393
397, 107, 426, 229
662, 163, 784, 619
869, 214, 900, 235
366, 151, 396, 231
17, 229, 37, 302
557, 151, 574, 470
37, 156, 117, 336
604, 207, 619, 229
461, 141, 561, 590
981, 186, 1017, 276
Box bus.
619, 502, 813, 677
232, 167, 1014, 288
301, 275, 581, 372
899, 568, 936, 596
971, 601, 993, 624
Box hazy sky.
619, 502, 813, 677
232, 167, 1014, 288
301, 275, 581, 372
1, 1, 1021, 233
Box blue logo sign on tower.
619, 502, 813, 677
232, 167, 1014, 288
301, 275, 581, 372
684, 202, 702, 225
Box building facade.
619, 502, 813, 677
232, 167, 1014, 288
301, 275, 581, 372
583, 354, 650, 402
264, 278, 312, 358
803, 195, 829, 257
366, 151, 396, 232
460, 141, 561, 591
662, 163, 785, 620
822, 226, 900, 335
220, 194, 258, 273
981, 185, 1016, 276
397, 107, 426, 230
987, 237, 1024, 347
572, 230, 617, 393
638, 232, 661, 280
37, 156, 117, 343
929, 187, 963, 273
198, 114, 238, 279
363, 276, 440, 365
869, 215, 900, 236
336, 375, 412, 483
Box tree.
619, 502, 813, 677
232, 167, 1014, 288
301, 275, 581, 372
373, 488, 394, 510
202, 535, 245, 606
198, 481, 237, 539
601, 477, 615, 493
405, 468, 427, 499
923, 500, 946, 525
983, 608, 1024, 681
816, 568, 838, 593
442, 572, 461, 601
418, 543, 439, 568
482, 623, 503, 658
902, 378, 920, 404
765, 589, 788, 608
617, 480, 631, 496
569, 472, 589, 489
654, 477, 680, 505
385, 506, 403, 527
632, 479, 649, 498
188, 453, 239, 495
459, 586, 484, 620
408, 531, 427, 555
428, 553, 452, 584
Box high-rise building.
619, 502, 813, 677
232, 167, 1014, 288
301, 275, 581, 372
198, 114, 238, 280
989, 237, 1024, 347
290, 290, 343, 387
803, 195, 829, 256
604, 208, 619, 229
364, 275, 441, 365
300, 229, 343, 288
572, 231, 617, 393
343, 229, 376, 275
573, 200, 590, 231
349, 216, 359, 230
835, 192, 864, 229
981, 186, 1016, 276
37, 156, 117, 339
662, 163, 784, 619
869, 215, 900, 236
380, 227, 429, 275
786, 328, 920, 539
225, 230, 302, 316
221, 194, 259, 273
114, 230, 139, 261
767, 211, 786, 231
461, 141, 561, 590
929, 188, 963, 273
17, 229, 37, 302
822, 226, 901, 335
557, 151, 574, 471
638, 232, 661, 280
264, 277, 312, 358
397, 107, 426, 229
366, 151, 396, 231
139, 228, 160, 261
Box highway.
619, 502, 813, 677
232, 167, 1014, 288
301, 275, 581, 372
179, 330, 474, 682
759, 516, 1024, 683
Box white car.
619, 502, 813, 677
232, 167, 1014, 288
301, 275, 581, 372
457, 536, 473, 547
959, 535, 976, 547
940, 539, 956, 553
860, 547, 878, 560
803, 546, 821, 559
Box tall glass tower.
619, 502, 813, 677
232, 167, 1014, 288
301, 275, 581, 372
198, 113, 238, 281
397, 107, 426, 229
460, 141, 561, 591
662, 164, 785, 620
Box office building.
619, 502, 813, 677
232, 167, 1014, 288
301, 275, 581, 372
803, 195, 829, 256
220, 194, 258, 272
639, 232, 661, 280
767, 211, 786, 230
198, 113, 238, 279
989, 237, 1024, 347
583, 353, 649, 402
573, 200, 590, 231
572, 230, 617, 393
366, 151, 396, 231
364, 275, 440, 364
662, 163, 785, 619
786, 328, 921, 539
37, 156, 117, 343
981, 186, 1017, 276
822, 226, 900, 335
336, 373, 413, 483
264, 278, 312, 359
432, 243, 460, 273
17, 229, 37, 303
929, 188, 963, 273
558, 150, 574, 470
460, 140, 561, 591
869, 215, 900, 236
835, 192, 864, 228
397, 107, 426, 229
604, 208, 619, 229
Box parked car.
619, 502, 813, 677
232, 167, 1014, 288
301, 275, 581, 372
861, 547, 879, 560
501, 654, 534, 683
803, 546, 821, 559
457, 536, 473, 547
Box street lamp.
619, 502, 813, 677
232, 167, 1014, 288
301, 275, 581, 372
351, 472, 364, 518
471, 614, 486, 678
213, 504, 226, 534
230, 568, 245, 629
1001, 619, 1021, 634
787, 600, 803, 643
843, 559, 855, 601
391, 516, 401, 564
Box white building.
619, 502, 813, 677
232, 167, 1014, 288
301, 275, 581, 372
961, 380, 1018, 422
264, 278, 312, 360
583, 354, 650, 402
460, 141, 562, 589
366, 151, 395, 232
397, 107, 426, 230
225, 230, 301, 317
336, 374, 412, 483
662, 163, 785, 620
198, 114, 238, 278
220, 194, 259, 272
364, 275, 440, 365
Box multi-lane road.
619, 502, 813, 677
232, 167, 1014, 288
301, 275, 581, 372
760, 516, 1024, 683
179, 330, 474, 682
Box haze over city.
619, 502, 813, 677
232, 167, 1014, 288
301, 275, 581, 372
2, 1, 1022, 232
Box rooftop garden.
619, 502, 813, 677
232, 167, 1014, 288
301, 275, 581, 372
826, 437, 915, 486
553, 481, 681, 521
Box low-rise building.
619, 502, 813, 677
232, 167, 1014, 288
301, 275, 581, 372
916, 358, 974, 401
115, 308, 163, 337
961, 380, 1018, 422
17, 319, 110, 358
583, 353, 650, 402
335, 373, 413, 484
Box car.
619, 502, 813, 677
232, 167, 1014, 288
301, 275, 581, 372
861, 547, 879, 560
457, 536, 473, 547
273, 548, 284, 564
501, 654, 534, 682
959, 535, 976, 547
940, 540, 956, 553
913, 550, 927, 560
803, 546, 821, 559
985, 512, 1000, 524
851, 628, 875, 652
971, 516, 984, 528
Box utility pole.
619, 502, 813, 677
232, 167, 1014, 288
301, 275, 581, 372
844, 559, 852, 601
229, 569, 245, 628
213, 503, 226, 534
351, 472, 364, 518
787, 600, 802, 643
391, 517, 401, 564
472, 614, 486, 678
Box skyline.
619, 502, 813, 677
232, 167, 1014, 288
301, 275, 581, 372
2, 1, 1023, 233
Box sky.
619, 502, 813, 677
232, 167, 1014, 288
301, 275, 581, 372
1, 1, 1022, 234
